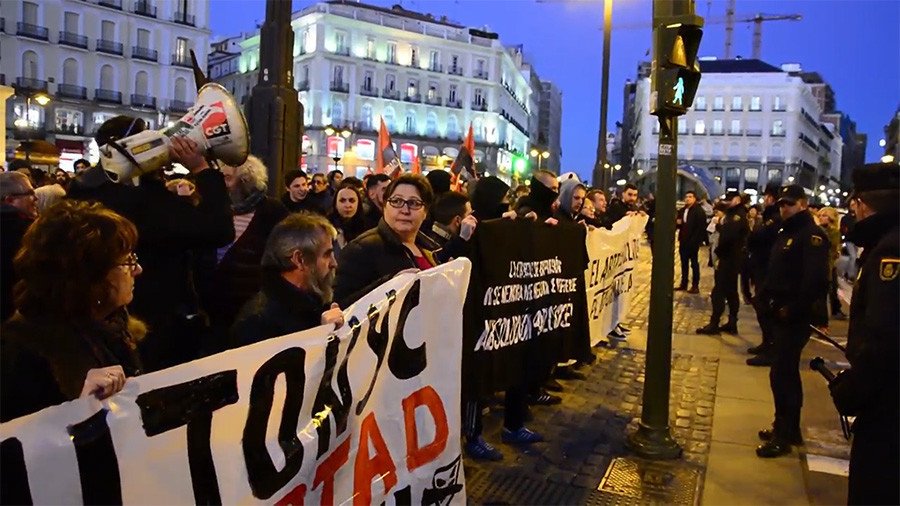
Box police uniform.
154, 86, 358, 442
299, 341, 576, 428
829, 162, 899, 504
745, 184, 783, 364
756, 184, 831, 457
697, 191, 748, 334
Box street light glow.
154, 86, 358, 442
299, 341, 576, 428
614, 164, 621, 170
340, 129, 351, 138
541, 151, 550, 158
819, 185, 826, 191
33, 93, 51, 106
882, 154, 895, 163
788, 176, 795, 182
879, 139, 887, 147
324, 126, 336, 136
530, 148, 539, 157
604, 163, 610, 169
637, 169, 644, 175
616, 179, 627, 186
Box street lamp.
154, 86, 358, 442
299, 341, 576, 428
529, 148, 549, 171
15, 91, 52, 163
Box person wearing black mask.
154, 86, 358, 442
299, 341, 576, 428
514, 170, 559, 221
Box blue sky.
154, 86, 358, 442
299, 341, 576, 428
210, 0, 900, 182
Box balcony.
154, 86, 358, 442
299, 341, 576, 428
385, 57, 399, 65
712, 106, 725, 112
382, 89, 400, 100
57, 84, 87, 99
359, 85, 378, 97
98, 0, 122, 9
770, 130, 786, 137
330, 81, 349, 93
54, 122, 84, 135
448, 66, 463, 76
473, 69, 489, 80
333, 46, 351, 56
745, 129, 763, 136
424, 95, 442, 106
729, 129, 743, 136
446, 98, 462, 109
95, 88, 122, 104
130, 94, 156, 108
97, 39, 124, 55
471, 101, 488, 112
404, 93, 421, 103
132, 46, 158, 62
428, 63, 443, 73
296, 80, 309, 92
59, 31, 88, 49
15, 77, 48, 94
709, 130, 725, 136
170, 99, 192, 112
772, 105, 787, 112
171, 54, 192, 67
133, 1, 156, 18
17, 22, 48, 41
12, 126, 47, 141
173, 12, 195, 26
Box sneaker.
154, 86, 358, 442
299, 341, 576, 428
695, 324, 720, 335
616, 324, 631, 335
501, 426, 545, 444
465, 436, 503, 461
544, 378, 564, 392
608, 329, 627, 341
528, 390, 562, 405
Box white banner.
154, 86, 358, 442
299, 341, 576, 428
585, 216, 649, 346
0, 260, 471, 506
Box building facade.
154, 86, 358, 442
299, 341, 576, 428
538, 80, 563, 174
626, 59, 843, 198
213, 0, 544, 183
884, 105, 900, 162
2, 0, 211, 170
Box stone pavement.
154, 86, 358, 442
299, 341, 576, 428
465, 243, 852, 505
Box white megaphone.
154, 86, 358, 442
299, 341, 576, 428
98, 83, 249, 180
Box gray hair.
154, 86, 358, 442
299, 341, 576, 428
35, 184, 66, 214
232, 154, 269, 194
0, 171, 31, 200
261, 212, 337, 271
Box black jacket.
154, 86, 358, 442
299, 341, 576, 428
746, 203, 781, 272
362, 199, 383, 230
421, 223, 471, 263
514, 176, 557, 220
605, 197, 636, 225
715, 205, 749, 266
201, 197, 288, 334
333, 219, 437, 307
761, 210, 830, 324
230, 270, 326, 349
677, 204, 707, 249
0, 310, 143, 422
281, 192, 319, 214
0, 205, 32, 322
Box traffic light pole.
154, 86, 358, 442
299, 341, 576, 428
627, 0, 701, 460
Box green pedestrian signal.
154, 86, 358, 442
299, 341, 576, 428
650, 15, 703, 116
673, 77, 685, 105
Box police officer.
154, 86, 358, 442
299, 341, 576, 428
697, 191, 748, 335
828, 162, 899, 504
756, 184, 830, 457
745, 183, 782, 366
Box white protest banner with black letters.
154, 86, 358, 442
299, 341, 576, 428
584, 216, 649, 346
0, 260, 471, 505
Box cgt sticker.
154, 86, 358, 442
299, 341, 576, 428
202, 101, 231, 139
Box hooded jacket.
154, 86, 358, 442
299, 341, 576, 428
470, 176, 511, 220
514, 175, 558, 220
555, 179, 586, 222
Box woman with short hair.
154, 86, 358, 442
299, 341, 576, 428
1, 201, 145, 421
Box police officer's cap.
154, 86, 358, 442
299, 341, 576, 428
776, 184, 807, 205
852, 162, 900, 193
723, 190, 741, 201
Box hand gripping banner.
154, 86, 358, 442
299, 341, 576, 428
0, 260, 471, 506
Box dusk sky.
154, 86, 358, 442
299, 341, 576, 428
210, 0, 900, 182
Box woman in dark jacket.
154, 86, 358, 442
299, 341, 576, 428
333, 174, 437, 307
200, 156, 288, 352
1, 201, 145, 422
329, 185, 369, 258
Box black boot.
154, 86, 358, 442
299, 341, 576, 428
695, 324, 720, 335
747, 343, 769, 355
719, 321, 738, 335
756, 439, 793, 458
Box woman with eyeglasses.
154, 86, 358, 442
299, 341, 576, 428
1, 201, 145, 422
333, 173, 437, 306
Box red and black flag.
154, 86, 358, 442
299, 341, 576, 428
376, 118, 403, 178
450, 124, 476, 189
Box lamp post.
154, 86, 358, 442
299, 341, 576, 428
593, 0, 613, 188
14, 91, 51, 163
530, 148, 550, 172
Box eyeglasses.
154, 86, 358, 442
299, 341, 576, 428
118, 253, 140, 272
386, 196, 425, 211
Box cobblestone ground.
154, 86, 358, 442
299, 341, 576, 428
465, 246, 722, 505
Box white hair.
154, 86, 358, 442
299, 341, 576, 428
233, 155, 268, 193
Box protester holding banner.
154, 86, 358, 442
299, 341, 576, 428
514, 170, 559, 220
329, 185, 369, 258
423, 191, 478, 263
555, 179, 587, 224
231, 213, 343, 348
334, 174, 442, 306
470, 176, 512, 220
1, 201, 145, 422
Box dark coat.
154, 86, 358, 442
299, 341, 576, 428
677, 204, 707, 249
746, 203, 781, 273
829, 213, 899, 505
605, 197, 635, 225
362, 199, 383, 230
714, 205, 749, 266
230, 271, 326, 349
0, 310, 143, 422
281, 192, 319, 214
0, 205, 32, 322
514, 176, 557, 220
333, 219, 437, 307
202, 197, 288, 333
67, 167, 234, 326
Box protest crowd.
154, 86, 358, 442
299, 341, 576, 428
0, 111, 897, 506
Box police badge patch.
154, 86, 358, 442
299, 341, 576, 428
880, 258, 900, 281
733, 214, 741, 221
810, 235, 823, 246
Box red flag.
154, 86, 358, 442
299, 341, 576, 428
376, 118, 403, 178
450, 124, 476, 190
411, 156, 422, 175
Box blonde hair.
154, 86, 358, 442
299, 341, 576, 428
817, 206, 840, 230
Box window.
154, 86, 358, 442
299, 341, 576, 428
410, 46, 418, 66
727, 142, 739, 157
429, 50, 439, 69
427, 83, 437, 101
64, 12, 78, 33
773, 95, 784, 111
744, 168, 759, 185
21, 50, 39, 79
451, 54, 459, 69
13, 102, 41, 128
175, 37, 189, 59
383, 107, 396, 131
448, 84, 457, 102
366, 38, 375, 59
385, 73, 396, 91
55, 108, 83, 134
426, 112, 437, 137
694, 96, 707, 110
335, 31, 347, 52
677, 118, 687, 134
361, 70, 373, 91
692, 143, 704, 158
361, 104, 373, 130
332, 100, 344, 125
174, 76, 187, 101
694, 119, 706, 134
100, 64, 115, 90
333, 65, 344, 84
447, 115, 459, 138
476, 59, 485, 72
474, 88, 483, 105
356, 139, 375, 161
713, 96, 724, 110
407, 79, 418, 97
725, 167, 741, 186
101, 20, 115, 41
386, 42, 397, 63
767, 169, 782, 186
771, 120, 784, 136
22, 2, 38, 24
730, 119, 741, 134
731, 96, 742, 111
62, 58, 78, 84
134, 71, 149, 95
750, 96, 761, 111
405, 110, 417, 134
137, 28, 150, 47
473, 117, 484, 141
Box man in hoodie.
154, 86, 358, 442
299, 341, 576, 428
515, 170, 559, 221
555, 178, 587, 224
